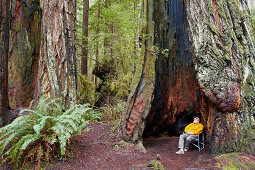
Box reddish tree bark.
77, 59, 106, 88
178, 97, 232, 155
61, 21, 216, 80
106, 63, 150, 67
81, 0, 89, 75
37, 0, 77, 108
8, 0, 41, 109
95, 0, 101, 85
0, 0, 11, 127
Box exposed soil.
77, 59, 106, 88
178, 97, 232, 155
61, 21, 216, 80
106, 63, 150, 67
46, 123, 218, 170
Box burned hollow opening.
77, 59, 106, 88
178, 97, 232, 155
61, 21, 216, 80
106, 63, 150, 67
142, 0, 204, 138
143, 112, 203, 138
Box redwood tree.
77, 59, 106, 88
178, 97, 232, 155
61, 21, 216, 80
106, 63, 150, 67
122, 0, 255, 154
8, 0, 41, 108
81, 0, 89, 75
37, 0, 78, 107
0, 0, 11, 127
95, 0, 101, 85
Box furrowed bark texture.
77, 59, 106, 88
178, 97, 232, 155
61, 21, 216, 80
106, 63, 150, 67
185, 0, 255, 154
122, 0, 155, 143
38, 0, 77, 107
0, 0, 11, 127
81, 0, 89, 75
123, 0, 255, 154
8, 0, 41, 108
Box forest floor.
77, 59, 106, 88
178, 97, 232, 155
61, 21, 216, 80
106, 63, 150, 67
40, 123, 254, 170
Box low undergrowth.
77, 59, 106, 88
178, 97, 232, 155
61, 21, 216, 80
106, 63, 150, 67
214, 153, 255, 169
0, 96, 101, 169
99, 100, 126, 123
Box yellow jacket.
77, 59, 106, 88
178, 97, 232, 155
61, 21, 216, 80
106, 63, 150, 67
184, 122, 204, 135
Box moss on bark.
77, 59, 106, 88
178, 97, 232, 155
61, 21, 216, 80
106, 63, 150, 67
8, 0, 41, 108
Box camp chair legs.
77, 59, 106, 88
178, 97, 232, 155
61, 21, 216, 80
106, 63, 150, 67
192, 133, 205, 152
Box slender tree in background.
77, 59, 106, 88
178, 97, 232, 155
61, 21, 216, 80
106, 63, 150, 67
103, 0, 111, 58
122, 0, 255, 154
37, 0, 78, 108
95, 0, 101, 85
0, 0, 11, 127
81, 0, 89, 75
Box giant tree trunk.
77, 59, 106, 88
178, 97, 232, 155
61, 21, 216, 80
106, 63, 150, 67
8, 0, 41, 109
185, 0, 255, 154
122, 0, 255, 154
0, 0, 11, 127
37, 0, 77, 107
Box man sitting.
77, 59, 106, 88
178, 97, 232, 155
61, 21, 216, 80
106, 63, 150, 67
176, 116, 204, 154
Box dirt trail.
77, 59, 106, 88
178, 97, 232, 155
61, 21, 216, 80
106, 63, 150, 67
46, 123, 217, 170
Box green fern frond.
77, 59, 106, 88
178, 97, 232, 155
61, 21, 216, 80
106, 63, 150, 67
64, 104, 80, 115
0, 128, 16, 141
36, 95, 50, 116
9, 134, 35, 163
71, 107, 91, 117
58, 135, 68, 155
59, 119, 78, 131
51, 99, 64, 116
0, 133, 18, 154
19, 109, 43, 117
45, 98, 63, 116
77, 121, 90, 134
33, 116, 55, 134
0, 114, 34, 134
21, 134, 41, 150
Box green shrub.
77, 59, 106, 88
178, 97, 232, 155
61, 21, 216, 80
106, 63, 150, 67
110, 72, 132, 99
78, 73, 98, 104
100, 100, 126, 122
0, 96, 101, 169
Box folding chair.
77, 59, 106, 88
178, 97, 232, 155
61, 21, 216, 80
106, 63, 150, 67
192, 132, 205, 152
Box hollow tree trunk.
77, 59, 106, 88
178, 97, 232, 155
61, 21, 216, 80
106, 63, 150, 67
37, 0, 77, 108
8, 0, 41, 109
0, 0, 11, 127
122, 0, 255, 154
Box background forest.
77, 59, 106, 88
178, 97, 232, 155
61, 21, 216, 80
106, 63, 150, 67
0, 0, 255, 169
76, 0, 143, 122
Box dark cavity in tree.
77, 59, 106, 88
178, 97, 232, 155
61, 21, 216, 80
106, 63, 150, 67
143, 0, 202, 138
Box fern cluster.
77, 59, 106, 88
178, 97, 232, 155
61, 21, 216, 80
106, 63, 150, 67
0, 96, 101, 169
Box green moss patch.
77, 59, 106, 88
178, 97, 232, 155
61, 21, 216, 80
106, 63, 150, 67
215, 153, 255, 169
